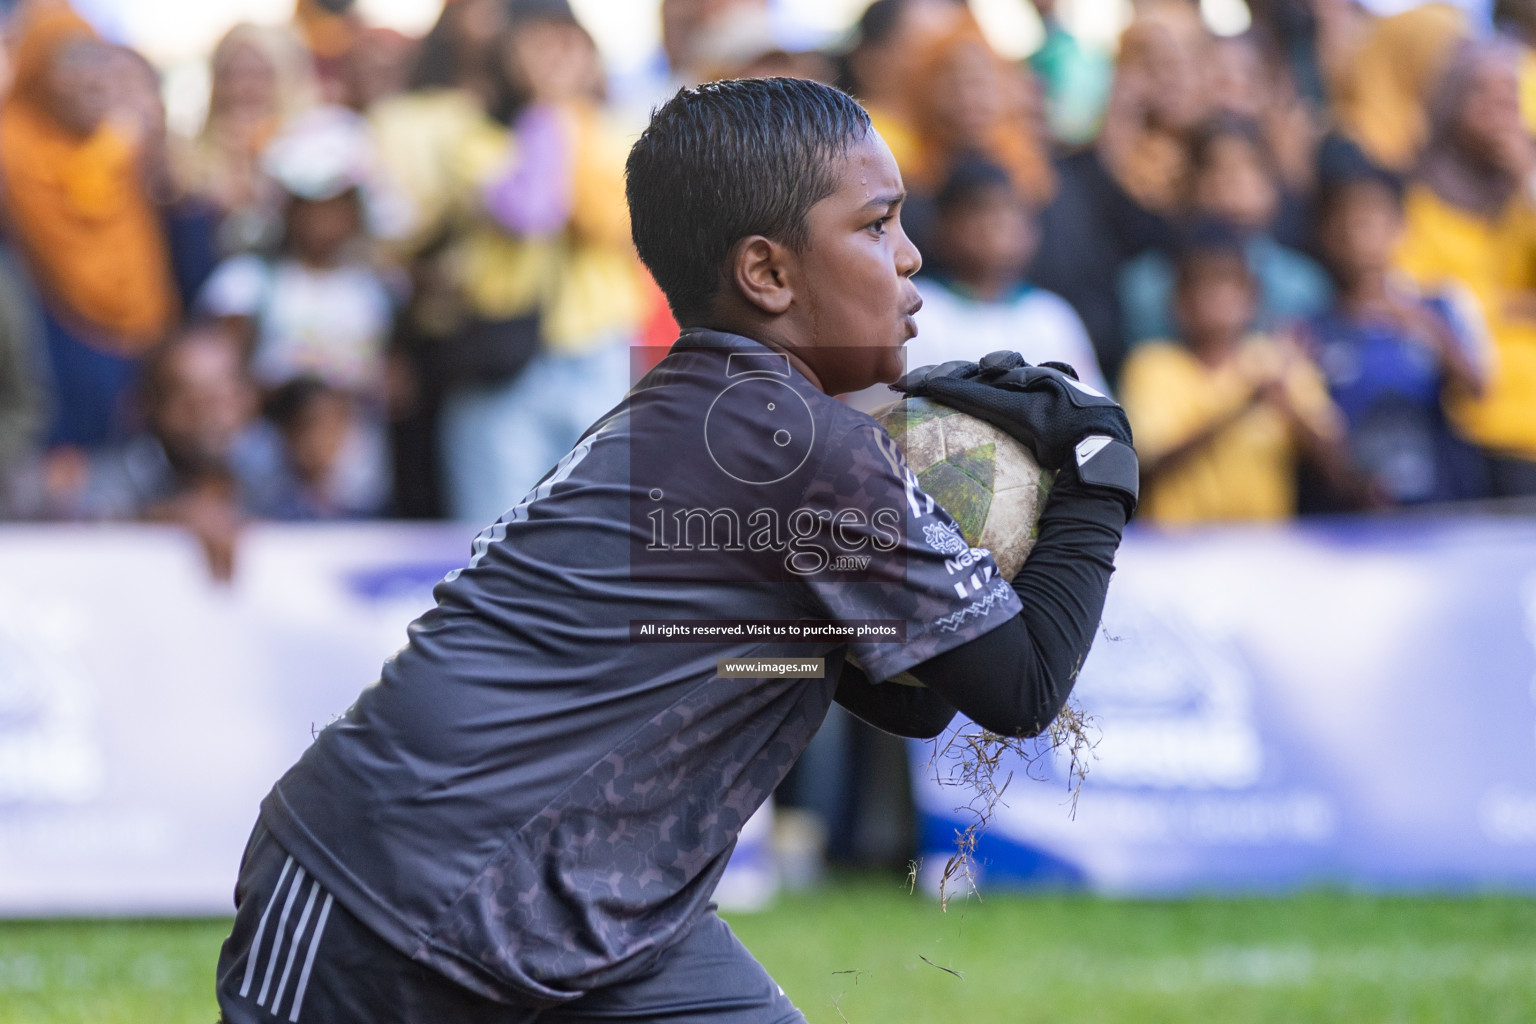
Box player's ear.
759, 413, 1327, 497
728, 235, 794, 316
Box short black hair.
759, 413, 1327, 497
1174, 220, 1254, 292
1189, 114, 1279, 186
935, 157, 1017, 213
264, 375, 344, 433
1315, 134, 1405, 219
141, 322, 246, 412
625, 77, 872, 324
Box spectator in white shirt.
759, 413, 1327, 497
848, 158, 1108, 413
912, 158, 1109, 393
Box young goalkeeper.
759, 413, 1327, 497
215, 77, 1137, 1024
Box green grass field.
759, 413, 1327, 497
2, 879, 1534, 1023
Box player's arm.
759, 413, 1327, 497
834, 660, 957, 738
895, 353, 1138, 737
904, 458, 1126, 735
831, 458, 1124, 739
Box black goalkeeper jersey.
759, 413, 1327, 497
258, 330, 1019, 1005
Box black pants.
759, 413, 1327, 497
215, 822, 805, 1024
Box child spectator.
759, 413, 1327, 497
1210, 34, 1317, 203
198, 106, 397, 514
57, 325, 284, 578
1209, 33, 1318, 248
262, 375, 378, 519
1301, 164, 1489, 505
1119, 116, 1332, 348
1121, 231, 1361, 525
200, 107, 396, 397
909, 159, 1108, 393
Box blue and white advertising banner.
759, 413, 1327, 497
0, 524, 470, 916
913, 517, 1536, 894
0, 523, 777, 917
6, 516, 1536, 914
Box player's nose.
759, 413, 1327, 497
894, 221, 921, 278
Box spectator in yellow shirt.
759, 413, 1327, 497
1395, 40, 1536, 496
1121, 230, 1364, 526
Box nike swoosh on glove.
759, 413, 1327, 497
892, 350, 1139, 514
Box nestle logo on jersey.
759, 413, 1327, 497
942, 546, 990, 575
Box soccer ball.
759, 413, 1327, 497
871, 397, 1054, 581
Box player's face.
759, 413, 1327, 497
792, 131, 923, 396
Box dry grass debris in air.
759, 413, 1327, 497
918, 689, 1099, 910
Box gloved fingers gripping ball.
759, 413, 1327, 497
892, 352, 1138, 514
976, 351, 1076, 381
1038, 360, 1080, 380
979, 350, 1025, 373
924, 351, 1079, 386
894, 364, 938, 391
929, 359, 977, 380
891, 356, 1129, 466
896, 360, 978, 392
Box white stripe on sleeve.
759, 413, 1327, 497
287, 893, 334, 1023
257, 866, 306, 1006
271, 880, 320, 1016
239, 855, 293, 998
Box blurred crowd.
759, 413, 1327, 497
2, 0, 1536, 582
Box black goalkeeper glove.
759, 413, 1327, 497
892, 350, 1139, 515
